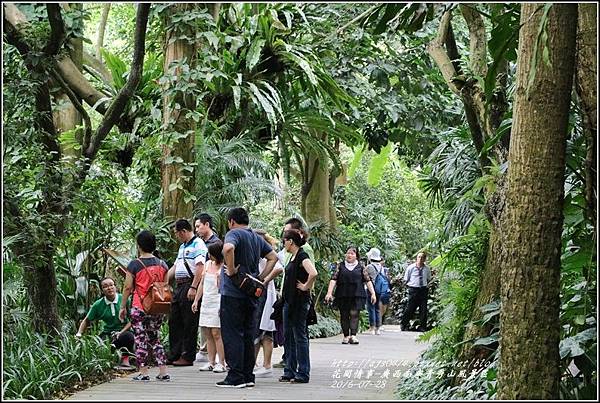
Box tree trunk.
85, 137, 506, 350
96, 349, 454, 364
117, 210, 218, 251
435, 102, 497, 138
24, 257, 61, 334
575, 3, 597, 231
160, 4, 198, 222
95, 3, 110, 62
53, 5, 83, 160
4, 3, 150, 335
31, 82, 64, 335
302, 152, 333, 226
428, 7, 511, 364
498, 4, 577, 399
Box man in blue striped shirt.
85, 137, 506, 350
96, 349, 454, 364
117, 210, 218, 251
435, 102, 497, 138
166, 218, 208, 366
401, 251, 432, 332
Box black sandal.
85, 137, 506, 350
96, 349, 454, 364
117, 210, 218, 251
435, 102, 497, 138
290, 378, 309, 384
279, 376, 294, 382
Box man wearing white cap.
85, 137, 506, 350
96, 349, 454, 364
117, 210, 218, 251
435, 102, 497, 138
365, 247, 389, 335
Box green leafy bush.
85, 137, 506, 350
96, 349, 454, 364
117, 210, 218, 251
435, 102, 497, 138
395, 352, 498, 400
3, 321, 114, 400
308, 313, 342, 339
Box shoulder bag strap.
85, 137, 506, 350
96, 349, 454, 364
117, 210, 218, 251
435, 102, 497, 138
183, 258, 194, 278
182, 237, 197, 278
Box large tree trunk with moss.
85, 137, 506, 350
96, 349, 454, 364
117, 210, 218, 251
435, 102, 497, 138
160, 4, 198, 222
53, 4, 83, 160
497, 4, 577, 399
575, 3, 597, 231
302, 152, 334, 226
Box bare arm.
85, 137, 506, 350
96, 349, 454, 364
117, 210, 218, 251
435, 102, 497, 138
119, 272, 134, 321
325, 279, 337, 302
119, 322, 132, 334
259, 250, 280, 283
76, 317, 90, 336
223, 242, 236, 276
167, 265, 175, 283
366, 280, 376, 304
192, 262, 207, 312
187, 261, 204, 301
296, 258, 318, 291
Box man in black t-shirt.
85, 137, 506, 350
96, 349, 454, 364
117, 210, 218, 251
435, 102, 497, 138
216, 207, 279, 388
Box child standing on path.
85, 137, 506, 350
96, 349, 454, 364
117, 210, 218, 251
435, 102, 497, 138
192, 241, 226, 373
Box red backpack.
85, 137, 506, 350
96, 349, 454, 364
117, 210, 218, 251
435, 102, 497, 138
136, 258, 172, 315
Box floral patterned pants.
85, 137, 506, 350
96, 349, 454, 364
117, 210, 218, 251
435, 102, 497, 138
130, 307, 167, 367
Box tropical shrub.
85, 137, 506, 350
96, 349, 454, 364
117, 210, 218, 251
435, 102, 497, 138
3, 321, 114, 400
309, 313, 343, 339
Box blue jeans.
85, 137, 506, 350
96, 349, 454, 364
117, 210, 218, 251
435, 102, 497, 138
367, 292, 381, 328
220, 295, 258, 384
283, 301, 311, 382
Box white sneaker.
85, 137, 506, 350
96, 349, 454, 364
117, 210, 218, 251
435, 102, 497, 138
253, 367, 273, 378
370, 329, 376, 335
198, 362, 215, 371
195, 352, 209, 363
375, 329, 381, 335
212, 363, 226, 373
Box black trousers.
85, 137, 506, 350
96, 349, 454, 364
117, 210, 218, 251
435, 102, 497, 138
168, 282, 200, 362
112, 330, 135, 356
339, 308, 360, 337
220, 295, 258, 385
401, 287, 428, 329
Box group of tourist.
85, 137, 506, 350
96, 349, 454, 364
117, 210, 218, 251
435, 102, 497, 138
76, 207, 432, 387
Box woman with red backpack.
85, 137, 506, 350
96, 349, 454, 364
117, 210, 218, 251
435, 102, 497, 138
120, 230, 171, 382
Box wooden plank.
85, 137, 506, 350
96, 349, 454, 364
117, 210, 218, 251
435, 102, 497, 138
103, 248, 130, 278
67, 326, 429, 400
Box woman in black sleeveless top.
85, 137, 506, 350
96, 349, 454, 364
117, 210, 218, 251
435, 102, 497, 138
279, 229, 317, 383
325, 247, 376, 345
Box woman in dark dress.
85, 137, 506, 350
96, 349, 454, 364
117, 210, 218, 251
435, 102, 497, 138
325, 246, 376, 345
279, 229, 318, 384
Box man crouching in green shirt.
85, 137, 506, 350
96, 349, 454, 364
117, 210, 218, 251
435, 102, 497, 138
76, 276, 135, 369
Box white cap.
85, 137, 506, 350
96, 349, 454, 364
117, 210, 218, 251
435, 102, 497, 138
366, 248, 382, 262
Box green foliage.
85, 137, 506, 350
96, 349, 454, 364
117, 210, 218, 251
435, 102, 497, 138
192, 134, 279, 236
308, 313, 342, 339
337, 149, 441, 267
396, 352, 499, 400
417, 127, 488, 242
2, 320, 114, 400
557, 182, 597, 399
420, 227, 489, 363
361, 3, 436, 35
366, 141, 392, 187
318, 3, 461, 160
484, 4, 520, 104
395, 223, 495, 400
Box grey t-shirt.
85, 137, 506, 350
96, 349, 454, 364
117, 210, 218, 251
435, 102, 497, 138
221, 227, 273, 298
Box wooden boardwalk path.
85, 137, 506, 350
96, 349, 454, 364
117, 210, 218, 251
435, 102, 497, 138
67, 325, 429, 400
